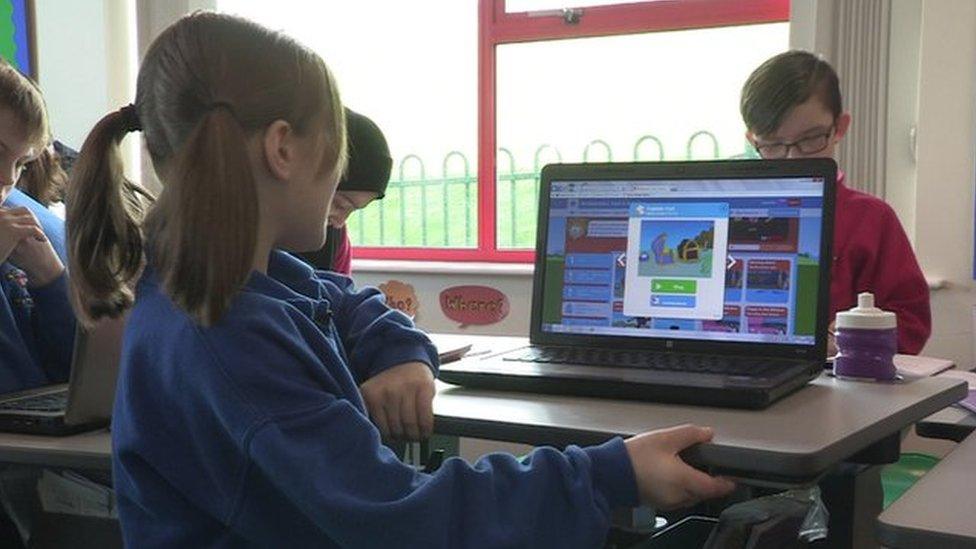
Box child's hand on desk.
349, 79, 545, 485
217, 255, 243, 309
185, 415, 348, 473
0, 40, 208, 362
360, 361, 435, 442
624, 424, 735, 510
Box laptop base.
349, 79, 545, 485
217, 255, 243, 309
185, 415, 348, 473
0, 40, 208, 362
439, 361, 822, 410
0, 415, 106, 436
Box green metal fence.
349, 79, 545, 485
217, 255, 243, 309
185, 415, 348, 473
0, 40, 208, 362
348, 132, 759, 249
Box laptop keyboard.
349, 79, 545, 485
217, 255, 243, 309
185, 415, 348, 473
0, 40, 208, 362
503, 346, 787, 377
0, 390, 68, 413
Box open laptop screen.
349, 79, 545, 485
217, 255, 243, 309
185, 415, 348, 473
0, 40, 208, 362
540, 176, 825, 347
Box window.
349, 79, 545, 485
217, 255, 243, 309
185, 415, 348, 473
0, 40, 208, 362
218, 0, 789, 263
219, 0, 479, 251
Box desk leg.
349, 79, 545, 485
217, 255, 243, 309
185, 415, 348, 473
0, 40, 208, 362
814, 464, 882, 549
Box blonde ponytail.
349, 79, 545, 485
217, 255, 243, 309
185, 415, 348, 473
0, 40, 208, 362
147, 106, 258, 326
66, 109, 152, 326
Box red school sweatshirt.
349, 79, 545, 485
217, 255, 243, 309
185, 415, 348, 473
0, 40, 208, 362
333, 225, 352, 275
830, 172, 931, 354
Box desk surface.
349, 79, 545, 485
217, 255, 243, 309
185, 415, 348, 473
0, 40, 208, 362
877, 432, 976, 548
916, 406, 976, 442
434, 336, 966, 482
0, 429, 110, 470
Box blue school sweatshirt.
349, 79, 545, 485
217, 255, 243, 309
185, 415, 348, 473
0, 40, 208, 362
114, 250, 638, 548
0, 189, 75, 391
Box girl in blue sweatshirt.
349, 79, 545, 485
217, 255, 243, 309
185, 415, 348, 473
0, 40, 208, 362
66, 12, 733, 548
0, 58, 75, 392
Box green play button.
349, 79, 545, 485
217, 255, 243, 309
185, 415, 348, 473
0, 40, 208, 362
651, 279, 697, 294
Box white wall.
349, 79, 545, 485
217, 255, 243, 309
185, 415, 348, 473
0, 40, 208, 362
135, 0, 214, 56
35, 0, 111, 150
133, 0, 215, 192
35, 0, 138, 176
354, 263, 533, 336
790, 0, 975, 366
789, 0, 835, 59
912, 0, 976, 367
884, 0, 922, 239
898, 35, 972, 455
790, 0, 921, 233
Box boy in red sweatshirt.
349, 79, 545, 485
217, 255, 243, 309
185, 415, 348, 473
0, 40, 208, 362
740, 51, 930, 355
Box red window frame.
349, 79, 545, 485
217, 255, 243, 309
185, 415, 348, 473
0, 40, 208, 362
356, 0, 789, 263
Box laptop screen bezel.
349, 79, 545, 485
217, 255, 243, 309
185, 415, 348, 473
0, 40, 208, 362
529, 159, 837, 361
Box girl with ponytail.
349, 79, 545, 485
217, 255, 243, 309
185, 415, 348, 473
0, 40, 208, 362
0, 59, 75, 391
68, 12, 731, 547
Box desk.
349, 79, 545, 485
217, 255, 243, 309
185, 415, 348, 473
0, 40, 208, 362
432, 336, 967, 549
434, 371, 966, 484
877, 432, 976, 548
8, 356, 958, 480
0, 429, 111, 471
916, 406, 976, 443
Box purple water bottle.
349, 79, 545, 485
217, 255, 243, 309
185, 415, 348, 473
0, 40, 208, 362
833, 292, 898, 381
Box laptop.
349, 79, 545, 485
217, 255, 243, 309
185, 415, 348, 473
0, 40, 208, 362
439, 159, 836, 409
0, 316, 124, 435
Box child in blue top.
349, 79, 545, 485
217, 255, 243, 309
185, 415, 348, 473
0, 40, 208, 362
0, 57, 75, 391
66, 12, 733, 548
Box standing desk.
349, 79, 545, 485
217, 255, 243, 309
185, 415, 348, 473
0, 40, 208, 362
0, 429, 110, 471
432, 336, 967, 548
877, 432, 976, 548
435, 376, 964, 482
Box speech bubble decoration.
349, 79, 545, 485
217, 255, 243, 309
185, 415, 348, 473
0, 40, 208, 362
439, 285, 510, 327
379, 280, 419, 319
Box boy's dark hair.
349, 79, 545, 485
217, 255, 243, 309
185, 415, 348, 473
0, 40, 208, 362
740, 50, 842, 137
339, 108, 391, 198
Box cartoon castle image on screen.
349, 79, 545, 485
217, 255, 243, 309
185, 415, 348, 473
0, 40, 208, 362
676, 239, 700, 261
647, 228, 713, 266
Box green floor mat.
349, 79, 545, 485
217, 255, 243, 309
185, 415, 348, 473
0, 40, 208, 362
881, 452, 939, 509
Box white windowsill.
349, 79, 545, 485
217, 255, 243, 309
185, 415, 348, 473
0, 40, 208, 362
352, 259, 535, 276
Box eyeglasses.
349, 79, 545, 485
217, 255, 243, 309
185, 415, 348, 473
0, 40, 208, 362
754, 127, 834, 159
